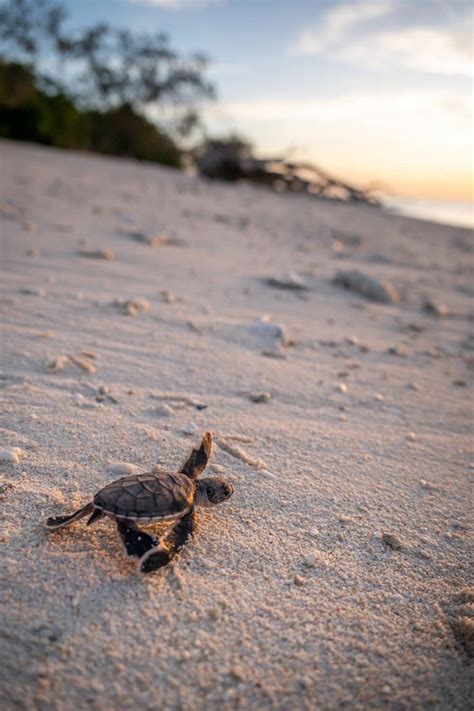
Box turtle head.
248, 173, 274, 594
196, 478, 235, 506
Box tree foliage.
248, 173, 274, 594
0, 61, 182, 165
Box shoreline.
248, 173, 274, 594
383, 195, 473, 231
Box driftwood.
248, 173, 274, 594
197, 145, 380, 207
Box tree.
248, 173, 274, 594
0, 0, 215, 137
0, 0, 67, 58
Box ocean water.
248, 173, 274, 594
384, 196, 473, 230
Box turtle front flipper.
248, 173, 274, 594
180, 431, 212, 480
117, 520, 159, 559
139, 507, 197, 573
45, 502, 93, 530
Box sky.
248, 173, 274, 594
62, 0, 473, 203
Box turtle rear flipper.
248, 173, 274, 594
45, 502, 93, 530
180, 432, 212, 480
117, 521, 159, 558
139, 506, 196, 573
86, 508, 104, 526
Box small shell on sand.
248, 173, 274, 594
337, 383, 348, 393
79, 248, 115, 260
334, 270, 400, 304
104, 462, 139, 477
0, 447, 25, 464
382, 532, 403, 550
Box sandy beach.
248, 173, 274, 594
0, 139, 473, 710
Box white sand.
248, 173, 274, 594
0, 139, 473, 710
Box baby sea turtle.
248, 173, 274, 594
45, 432, 234, 573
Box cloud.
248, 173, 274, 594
295, 0, 473, 78
206, 91, 472, 126
297, 0, 395, 54
339, 25, 473, 77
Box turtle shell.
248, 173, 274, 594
94, 471, 195, 522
